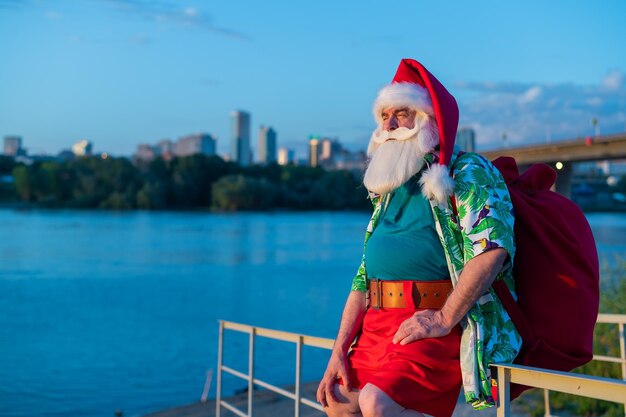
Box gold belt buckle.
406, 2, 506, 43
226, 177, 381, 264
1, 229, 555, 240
371, 277, 381, 310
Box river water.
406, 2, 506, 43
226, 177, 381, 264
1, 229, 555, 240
0, 210, 624, 417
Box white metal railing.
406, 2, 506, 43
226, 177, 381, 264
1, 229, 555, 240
493, 364, 626, 417
594, 314, 626, 380
506, 313, 626, 417
216, 314, 626, 417
215, 320, 334, 417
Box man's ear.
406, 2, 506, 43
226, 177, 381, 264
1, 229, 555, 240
417, 115, 439, 154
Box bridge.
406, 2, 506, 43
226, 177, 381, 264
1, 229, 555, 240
478, 133, 626, 197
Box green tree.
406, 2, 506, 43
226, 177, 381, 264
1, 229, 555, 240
277, 165, 326, 209
211, 175, 279, 211
311, 170, 370, 210
64, 156, 140, 208
136, 182, 168, 210
0, 155, 16, 175
12, 165, 37, 201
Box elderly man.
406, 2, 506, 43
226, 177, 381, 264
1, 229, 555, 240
317, 59, 521, 417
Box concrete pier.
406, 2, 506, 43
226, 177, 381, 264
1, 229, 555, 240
140, 381, 528, 417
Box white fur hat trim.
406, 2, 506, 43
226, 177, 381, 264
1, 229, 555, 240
419, 163, 455, 206
373, 82, 434, 124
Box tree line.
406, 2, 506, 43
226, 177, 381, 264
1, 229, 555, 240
0, 155, 371, 211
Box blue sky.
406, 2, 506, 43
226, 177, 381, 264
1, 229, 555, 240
1, 0, 625, 159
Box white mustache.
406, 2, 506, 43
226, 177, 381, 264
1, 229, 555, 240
371, 124, 420, 144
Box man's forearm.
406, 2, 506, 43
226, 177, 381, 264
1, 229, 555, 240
332, 290, 367, 354
439, 248, 507, 329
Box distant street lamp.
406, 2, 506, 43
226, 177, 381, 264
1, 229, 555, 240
591, 117, 600, 137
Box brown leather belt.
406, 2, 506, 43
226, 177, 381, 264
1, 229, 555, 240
369, 278, 453, 309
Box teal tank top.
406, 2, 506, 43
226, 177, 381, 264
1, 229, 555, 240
364, 175, 449, 281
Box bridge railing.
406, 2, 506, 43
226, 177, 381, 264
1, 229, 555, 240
215, 314, 626, 417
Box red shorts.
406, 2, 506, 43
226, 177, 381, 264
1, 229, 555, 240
347, 307, 462, 417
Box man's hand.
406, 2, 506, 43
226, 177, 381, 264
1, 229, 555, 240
316, 351, 352, 407
392, 309, 452, 345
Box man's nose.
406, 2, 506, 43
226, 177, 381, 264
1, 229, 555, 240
383, 116, 398, 131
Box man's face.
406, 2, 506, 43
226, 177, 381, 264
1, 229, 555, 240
380, 106, 417, 136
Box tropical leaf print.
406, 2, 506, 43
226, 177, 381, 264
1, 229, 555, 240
490, 340, 519, 362
465, 189, 490, 213
453, 168, 470, 185
463, 237, 475, 261
429, 150, 521, 408
471, 166, 494, 187
467, 217, 502, 236
489, 230, 514, 255
454, 177, 473, 199
492, 200, 514, 224
351, 200, 382, 292
457, 203, 468, 222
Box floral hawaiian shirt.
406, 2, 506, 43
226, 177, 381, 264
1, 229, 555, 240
351, 148, 522, 410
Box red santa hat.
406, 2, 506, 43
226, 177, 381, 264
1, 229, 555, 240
373, 59, 459, 204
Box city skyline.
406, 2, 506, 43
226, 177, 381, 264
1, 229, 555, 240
1, 1, 625, 157
258, 125, 277, 164
230, 110, 251, 166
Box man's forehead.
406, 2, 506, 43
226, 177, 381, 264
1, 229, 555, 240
381, 106, 414, 114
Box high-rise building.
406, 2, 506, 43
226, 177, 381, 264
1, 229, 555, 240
334, 149, 368, 171
156, 139, 174, 159
230, 110, 251, 166
320, 138, 342, 166
176, 133, 216, 157
72, 140, 93, 156
456, 128, 476, 152
278, 148, 295, 165
135, 144, 157, 161
308, 136, 321, 167
3, 135, 23, 156
320, 138, 333, 161
258, 126, 277, 164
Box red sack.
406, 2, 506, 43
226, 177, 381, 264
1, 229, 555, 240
490, 157, 600, 400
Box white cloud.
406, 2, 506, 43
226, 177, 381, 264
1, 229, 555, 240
518, 86, 542, 104
183, 6, 198, 18
586, 97, 603, 107
457, 70, 626, 150
603, 69, 624, 91
97, 0, 251, 41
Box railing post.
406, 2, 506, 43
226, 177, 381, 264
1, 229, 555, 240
295, 336, 302, 417
248, 328, 256, 417
621, 322, 626, 417
216, 320, 224, 417
543, 389, 551, 417
618, 323, 626, 381
496, 366, 511, 417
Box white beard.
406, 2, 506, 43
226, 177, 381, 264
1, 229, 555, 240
363, 114, 439, 196
363, 137, 425, 196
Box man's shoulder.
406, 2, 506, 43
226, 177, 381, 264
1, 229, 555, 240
452, 151, 504, 179
453, 151, 492, 169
